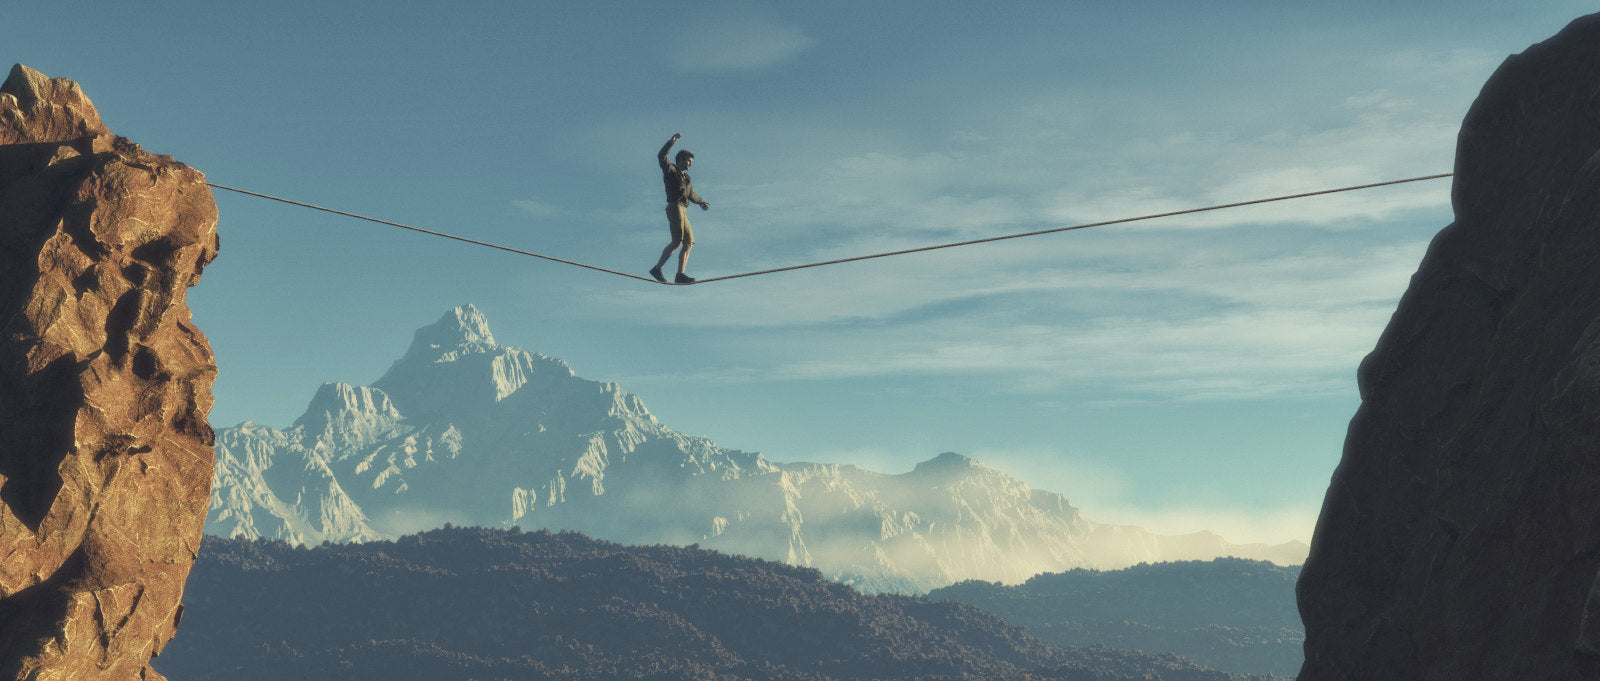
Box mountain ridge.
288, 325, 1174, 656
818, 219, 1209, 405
207, 304, 1306, 592
155, 528, 1282, 681
931, 557, 1303, 676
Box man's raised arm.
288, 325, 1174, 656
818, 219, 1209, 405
658, 133, 680, 167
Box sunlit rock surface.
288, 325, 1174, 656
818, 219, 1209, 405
0, 64, 219, 681
1297, 14, 1600, 681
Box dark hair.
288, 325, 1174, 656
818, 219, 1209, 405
675, 149, 694, 165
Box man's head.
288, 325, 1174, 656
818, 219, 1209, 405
675, 149, 694, 169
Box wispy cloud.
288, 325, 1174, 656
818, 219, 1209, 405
513, 44, 1472, 425
565, 230, 1430, 404
1042, 96, 1461, 229
965, 446, 1317, 546
745, 305, 1386, 401
512, 198, 562, 218
655, 51, 1467, 273
534, 44, 1478, 409
667, 8, 815, 73
1088, 503, 1321, 547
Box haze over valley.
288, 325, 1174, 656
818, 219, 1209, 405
209, 305, 1305, 594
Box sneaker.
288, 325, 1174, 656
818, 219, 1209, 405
674, 273, 696, 284
649, 267, 666, 283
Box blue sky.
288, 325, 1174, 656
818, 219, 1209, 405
11, 2, 1594, 545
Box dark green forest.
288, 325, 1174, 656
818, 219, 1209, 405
155, 528, 1283, 681
930, 559, 1302, 676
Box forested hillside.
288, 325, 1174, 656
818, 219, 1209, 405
931, 558, 1302, 676
155, 528, 1281, 681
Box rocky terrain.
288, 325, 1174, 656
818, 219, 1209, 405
933, 558, 1302, 677
155, 528, 1279, 681
208, 304, 1304, 593
0, 65, 219, 680
1296, 13, 1600, 681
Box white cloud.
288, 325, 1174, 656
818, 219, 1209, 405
530, 44, 1470, 410
569, 230, 1430, 403
743, 305, 1383, 401
1043, 101, 1460, 230
714, 149, 1035, 241
668, 12, 815, 72
661, 47, 1466, 268
1370, 48, 1504, 94
968, 446, 1132, 502
1086, 503, 1321, 547
512, 198, 562, 218
962, 446, 1317, 546
367, 506, 472, 537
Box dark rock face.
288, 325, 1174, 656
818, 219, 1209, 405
1297, 15, 1600, 681
0, 65, 219, 680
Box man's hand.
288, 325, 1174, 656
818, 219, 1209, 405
671, 133, 681, 142
698, 201, 710, 210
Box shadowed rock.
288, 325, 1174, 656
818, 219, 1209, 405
0, 64, 219, 681
1297, 14, 1600, 681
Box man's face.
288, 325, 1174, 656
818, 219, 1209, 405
683, 157, 693, 170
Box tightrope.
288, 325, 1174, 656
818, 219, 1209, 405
205, 183, 658, 283
206, 173, 1453, 286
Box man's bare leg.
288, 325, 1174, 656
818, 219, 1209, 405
677, 242, 693, 275
655, 241, 681, 270
650, 242, 681, 282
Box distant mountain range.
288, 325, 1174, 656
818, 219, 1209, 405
930, 558, 1304, 677
154, 529, 1282, 681
206, 304, 1306, 592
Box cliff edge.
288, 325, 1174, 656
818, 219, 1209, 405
1297, 14, 1600, 681
0, 64, 219, 680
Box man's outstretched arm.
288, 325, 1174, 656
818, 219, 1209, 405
658, 133, 680, 167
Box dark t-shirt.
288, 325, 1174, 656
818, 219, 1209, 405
658, 139, 703, 206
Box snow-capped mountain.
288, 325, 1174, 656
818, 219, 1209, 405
207, 305, 1306, 592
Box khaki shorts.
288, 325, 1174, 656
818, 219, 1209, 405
667, 203, 694, 244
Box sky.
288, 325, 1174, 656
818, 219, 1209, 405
10, 2, 1595, 547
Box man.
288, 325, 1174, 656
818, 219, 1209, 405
650, 133, 710, 284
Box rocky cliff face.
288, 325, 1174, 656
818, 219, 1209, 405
210, 304, 1305, 593
1297, 14, 1600, 681
0, 65, 219, 680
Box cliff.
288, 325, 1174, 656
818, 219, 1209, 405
1296, 14, 1600, 681
0, 65, 219, 680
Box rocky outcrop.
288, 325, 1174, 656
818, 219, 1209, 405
0, 65, 219, 680
1296, 15, 1600, 681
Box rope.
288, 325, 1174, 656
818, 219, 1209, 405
694, 173, 1454, 283
206, 173, 1453, 286
204, 183, 658, 283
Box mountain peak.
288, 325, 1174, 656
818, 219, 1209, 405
295, 382, 402, 429
910, 452, 980, 475
402, 304, 497, 361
